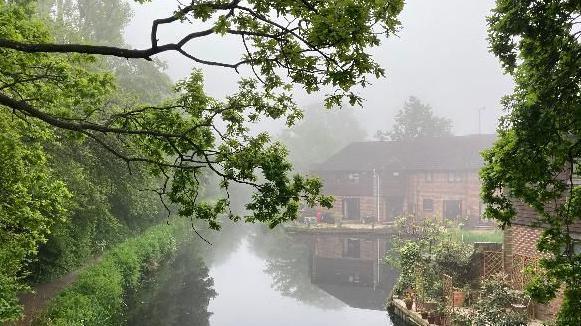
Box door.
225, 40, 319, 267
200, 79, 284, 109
386, 196, 404, 221
342, 198, 360, 220
443, 200, 462, 220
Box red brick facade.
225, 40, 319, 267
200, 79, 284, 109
503, 224, 563, 321
404, 172, 487, 227
316, 171, 490, 227
310, 135, 496, 228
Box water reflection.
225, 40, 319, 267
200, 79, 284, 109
310, 235, 396, 311
129, 226, 398, 325
249, 228, 343, 309
127, 242, 217, 326
209, 227, 397, 325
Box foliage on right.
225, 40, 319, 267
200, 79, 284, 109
481, 1, 581, 324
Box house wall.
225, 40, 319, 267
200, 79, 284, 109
504, 224, 563, 321
319, 171, 374, 196
314, 170, 492, 227
319, 195, 387, 223
404, 171, 491, 227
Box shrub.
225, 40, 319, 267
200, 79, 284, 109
450, 273, 529, 326
37, 221, 190, 325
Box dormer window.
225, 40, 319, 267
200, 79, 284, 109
448, 172, 462, 183
348, 173, 360, 184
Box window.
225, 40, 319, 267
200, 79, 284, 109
448, 172, 462, 183
425, 172, 433, 183
342, 198, 361, 220
347, 173, 360, 184
423, 199, 434, 211
343, 239, 361, 258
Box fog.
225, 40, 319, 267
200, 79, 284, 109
4, 0, 531, 324
125, 0, 513, 137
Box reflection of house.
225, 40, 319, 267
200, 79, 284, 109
311, 135, 495, 227
502, 201, 581, 321
309, 235, 397, 310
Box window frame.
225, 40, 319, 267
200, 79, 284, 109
423, 198, 434, 212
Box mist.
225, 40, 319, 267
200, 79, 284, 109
5, 0, 574, 325
125, 0, 513, 137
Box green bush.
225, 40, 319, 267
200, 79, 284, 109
37, 221, 189, 325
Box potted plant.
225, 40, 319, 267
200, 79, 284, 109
427, 311, 436, 324
423, 300, 437, 312
403, 293, 414, 310
432, 302, 446, 325
452, 288, 466, 307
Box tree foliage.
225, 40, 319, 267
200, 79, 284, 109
452, 274, 529, 326
481, 0, 581, 323
385, 216, 473, 299
279, 103, 367, 171
376, 96, 452, 141
0, 0, 405, 321
0, 0, 405, 229
0, 111, 70, 320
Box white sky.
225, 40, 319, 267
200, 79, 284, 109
124, 0, 514, 138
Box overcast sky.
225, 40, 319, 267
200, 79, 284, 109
125, 0, 514, 138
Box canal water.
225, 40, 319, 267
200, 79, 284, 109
129, 226, 398, 325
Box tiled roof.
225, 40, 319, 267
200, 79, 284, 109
314, 134, 496, 172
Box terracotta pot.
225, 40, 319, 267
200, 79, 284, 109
423, 302, 436, 311
452, 290, 466, 307
433, 315, 442, 325
404, 299, 413, 310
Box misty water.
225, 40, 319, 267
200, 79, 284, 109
128, 228, 398, 325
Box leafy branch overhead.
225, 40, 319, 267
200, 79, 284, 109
0, 1, 403, 229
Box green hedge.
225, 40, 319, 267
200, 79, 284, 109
37, 220, 191, 325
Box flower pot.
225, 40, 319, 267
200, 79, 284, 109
404, 299, 413, 310
452, 290, 465, 307
423, 302, 436, 311
433, 315, 442, 325
427, 315, 435, 324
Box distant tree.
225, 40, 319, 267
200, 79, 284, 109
376, 96, 452, 141
481, 1, 581, 324
279, 104, 367, 171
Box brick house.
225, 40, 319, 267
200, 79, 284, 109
309, 234, 397, 310
310, 135, 496, 228
502, 201, 581, 321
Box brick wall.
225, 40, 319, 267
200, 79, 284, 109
404, 172, 490, 227
318, 195, 388, 223
314, 170, 492, 226
504, 224, 562, 321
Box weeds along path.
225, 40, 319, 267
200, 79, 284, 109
15, 256, 101, 326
